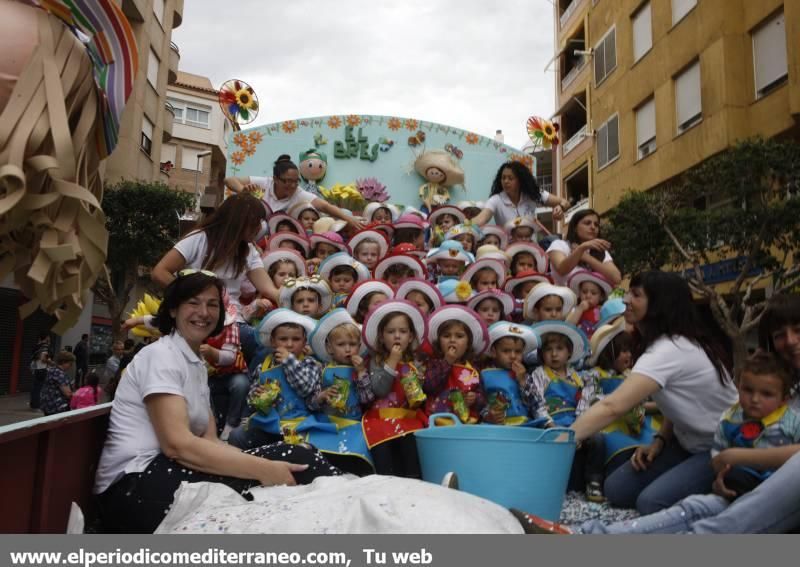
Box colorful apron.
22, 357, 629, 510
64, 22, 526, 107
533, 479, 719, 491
480, 367, 530, 425
297, 365, 374, 468
425, 362, 481, 423
248, 355, 310, 443
719, 404, 789, 483
543, 367, 584, 427
594, 367, 655, 463
362, 361, 427, 448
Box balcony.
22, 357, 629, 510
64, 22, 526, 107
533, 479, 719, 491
168, 42, 179, 85
561, 56, 587, 91
563, 125, 588, 155
559, 0, 584, 29
163, 101, 175, 142
173, 0, 184, 29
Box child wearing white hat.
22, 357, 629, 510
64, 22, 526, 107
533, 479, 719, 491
481, 322, 540, 426
348, 229, 389, 273
462, 258, 506, 293
345, 280, 394, 324
318, 252, 371, 309
296, 309, 375, 475
504, 216, 537, 244
278, 276, 332, 319
425, 240, 473, 284
523, 321, 606, 502
467, 289, 515, 328
478, 226, 508, 250
565, 270, 614, 338
359, 300, 428, 477
428, 206, 465, 247
423, 305, 490, 424
229, 309, 317, 450
444, 223, 482, 254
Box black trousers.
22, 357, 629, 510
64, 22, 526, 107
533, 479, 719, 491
567, 432, 607, 491
370, 435, 421, 479
29, 369, 47, 409
98, 442, 342, 533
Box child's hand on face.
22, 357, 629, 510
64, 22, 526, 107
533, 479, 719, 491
351, 354, 365, 372
314, 386, 339, 406
444, 344, 460, 365
512, 360, 527, 384
303, 345, 313, 357
273, 347, 290, 364
578, 299, 592, 312
463, 391, 477, 407
386, 344, 403, 368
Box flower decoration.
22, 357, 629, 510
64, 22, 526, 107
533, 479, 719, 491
455, 281, 473, 301
387, 117, 402, 131
740, 421, 764, 441
248, 131, 264, 145
327, 116, 343, 129
233, 132, 248, 147
242, 141, 256, 157
320, 183, 366, 211
128, 294, 162, 338
465, 132, 480, 145
218, 79, 260, 128
346, 114, 362, 127
281, 120, 298, 133
404, 119, 419, 131
230, 151, 245, 166
356, 177, 389, 203
527, 116, 560, 149
509, 153, 534, 170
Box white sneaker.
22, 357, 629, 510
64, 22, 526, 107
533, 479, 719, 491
441, 472, 459, 490
220, 424, 234, 442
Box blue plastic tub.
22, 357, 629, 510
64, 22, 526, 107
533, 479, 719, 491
414, 413, 576, 521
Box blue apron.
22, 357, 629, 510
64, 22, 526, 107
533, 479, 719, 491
297, 365, 373, 468
480, 367, 530, 425
543, 368, 583, 427
594, 367, 655, 462
248, 355, 310, 440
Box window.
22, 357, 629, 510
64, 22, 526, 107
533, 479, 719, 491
141, 116, 154, 156
632, 2, 652, 62
153, 0, 165, 26
168, 98, 211, 128
675, 60, 702, 133
635, 98, 656, 159
596, 114, 619, 169
182, 147, 206, 172
752, 11, 788, 99
594, 28, 616, 86
672, 0, 696, 26
161, 143, 177, 165
147, 49, 159, 89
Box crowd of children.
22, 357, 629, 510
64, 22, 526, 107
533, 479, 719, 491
159, 196, 661, 504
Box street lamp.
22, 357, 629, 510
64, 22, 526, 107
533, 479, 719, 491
194, 150, 213, 211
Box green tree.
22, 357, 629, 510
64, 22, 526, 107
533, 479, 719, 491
605, 138, 800, 374
92, 181, 194, 339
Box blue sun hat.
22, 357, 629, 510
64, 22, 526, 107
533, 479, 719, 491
437, 278, 475, 304
598, 297, 626, 328
425, 240, 474, 266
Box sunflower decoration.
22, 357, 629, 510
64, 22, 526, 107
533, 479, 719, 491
465, 132, 480, 145
387, 117, 402, 131
242, 141, 257, 157
248, 131, 264, 145
281, 120, 298, 133
346, 114, 362, 127
455, 281, 473, 301
230, 151, 245, 166
404, 118, 419, 131
233, 132, 248, 147
128, 294, 162, 339
327, 116, 343, 129
527, 116, 560, 149
218, 79, 260, 131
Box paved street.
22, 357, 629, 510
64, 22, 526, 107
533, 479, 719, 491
0, 394, 43, 427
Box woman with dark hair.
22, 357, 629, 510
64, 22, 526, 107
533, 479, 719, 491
546, 208, 621, 285
152, 193, 273, 361
225, 154, 364, 231
472, 161, 570, 228
568, 271, 738, 514
94, 272, 341, 533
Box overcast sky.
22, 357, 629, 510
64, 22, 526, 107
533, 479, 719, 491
172, 0, 556, 149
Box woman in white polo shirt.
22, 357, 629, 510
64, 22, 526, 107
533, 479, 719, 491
225, 154, 364, 231
570, 271, 738, 514
94, 271, 341, 533
472, 161, 570, 228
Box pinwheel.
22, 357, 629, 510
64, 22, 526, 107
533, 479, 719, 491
218, 79, 259, 131
526, 116, 560, 149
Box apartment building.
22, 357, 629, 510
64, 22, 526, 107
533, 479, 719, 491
163, 71, 230, 212
553, 0, 800, 214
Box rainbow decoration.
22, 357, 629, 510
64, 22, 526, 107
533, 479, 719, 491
26, 0, 139, 158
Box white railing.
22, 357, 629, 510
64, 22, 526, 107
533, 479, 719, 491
561, 57, 587, 91
560, 0, 584, 28
562, 125, 588, 155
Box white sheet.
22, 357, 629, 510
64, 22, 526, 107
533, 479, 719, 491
156, 475, 523, 534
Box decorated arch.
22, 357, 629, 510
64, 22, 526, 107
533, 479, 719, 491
226, 115, 534, 209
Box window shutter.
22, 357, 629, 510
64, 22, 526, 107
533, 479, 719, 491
636, 98, 656, 149
675, 61, 701, 131
753, 12, 787, 96
672, 0, 696, 25
632, 3, 652, 62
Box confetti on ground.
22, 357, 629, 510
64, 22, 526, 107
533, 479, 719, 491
559, 491, 640, 528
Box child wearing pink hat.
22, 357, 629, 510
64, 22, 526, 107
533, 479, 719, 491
307, 232, 349, 275
565, 270, 614, 338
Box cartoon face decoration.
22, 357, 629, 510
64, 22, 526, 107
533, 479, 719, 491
425, 166, 446, 184
298, 149, 328, 182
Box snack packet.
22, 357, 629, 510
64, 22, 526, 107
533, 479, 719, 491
449, 390, 469, 423
330, 376, 351, 412
399, 364, 426, 409
251, 380, 281, 414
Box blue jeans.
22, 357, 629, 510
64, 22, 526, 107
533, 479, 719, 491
580, 493, 729, 534
604, 438, 714, 514
208, 373, 251, 427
